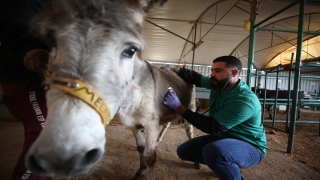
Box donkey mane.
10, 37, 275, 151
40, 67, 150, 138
32, 0, 145, 48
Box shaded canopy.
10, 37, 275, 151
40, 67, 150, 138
142, 0, 320, 71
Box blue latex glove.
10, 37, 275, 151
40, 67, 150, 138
163, 88, 181, 109
161, 65, 170, 70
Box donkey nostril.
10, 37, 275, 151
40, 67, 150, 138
82, 148, 103, 165
66, 148, 103, 169
27, 155, 47, 174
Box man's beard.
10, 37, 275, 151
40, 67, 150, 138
210, 77, 230, 89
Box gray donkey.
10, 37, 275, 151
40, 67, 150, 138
26, 0, 197, 179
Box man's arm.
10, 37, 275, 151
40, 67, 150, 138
166, 65, 203, 87
180, 108, 227, 134
164, 89, 227, 135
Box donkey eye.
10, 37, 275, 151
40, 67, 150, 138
121, 46, 139, 59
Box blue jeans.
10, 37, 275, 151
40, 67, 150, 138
177, 135, 264, 180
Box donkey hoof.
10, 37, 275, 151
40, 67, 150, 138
132, 173, 145, 180
194, 162, 201, 169
132, 176, 143, 180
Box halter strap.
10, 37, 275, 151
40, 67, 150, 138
51, 76, 111, 126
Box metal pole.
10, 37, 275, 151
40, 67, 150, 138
285, 53, 294, 132
254, 0, 299, 28
145, 19, 195, 44
262, 72, 267, 122
287, 0, 304, 154
246, 0, 257, 86
254, 71, 258, 91
257, 27, 320, 35
191, 23, 197, 71
272, 66, 280, 127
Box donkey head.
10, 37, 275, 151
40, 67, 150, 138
26, 0, 167, 177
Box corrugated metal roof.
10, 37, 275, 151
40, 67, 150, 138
143, 0, 320, 71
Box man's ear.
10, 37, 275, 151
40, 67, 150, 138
231, 69, 239, 77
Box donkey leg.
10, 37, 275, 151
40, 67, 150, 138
144, 124, 160, 180
186, 95, 196, 140
183, 121, 201, 169
283, 106, 288, 114
184, 121, 194, 139
267, 106, 273, 119
297, 106, 301, 120
156, 122, 171, 145
185, 88, 201, 169
130, 125, 147, 180
186, 88, 201, 169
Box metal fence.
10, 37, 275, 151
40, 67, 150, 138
150, 62, 320, 95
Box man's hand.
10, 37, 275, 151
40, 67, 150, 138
161, 65, 180, 73
163, 89, 181, 109
23, 49, 49, 73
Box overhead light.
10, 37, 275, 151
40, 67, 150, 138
181, 40, 204, 59
191, 40, 204, 51
244, 19, 250, 31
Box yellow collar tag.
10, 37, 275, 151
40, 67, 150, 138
52, 76, 111, 126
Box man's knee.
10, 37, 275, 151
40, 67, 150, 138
176, 145, 187, 160
202, 142, 227, 166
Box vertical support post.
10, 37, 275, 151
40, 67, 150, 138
246, 0, 257, 86
254, 72, 258, 91
273, 65, 280, 127
191, 23, 197, 71
285, 53, 294, 132
262, 72, 268, 123
287, 0, 304, 154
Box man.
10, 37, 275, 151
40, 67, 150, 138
0, 0, 51, 179
163, 56, 267, 180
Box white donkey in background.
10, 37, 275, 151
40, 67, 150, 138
26, 0, 198, 179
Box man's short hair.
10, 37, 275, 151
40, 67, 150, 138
213, 56, 242, 73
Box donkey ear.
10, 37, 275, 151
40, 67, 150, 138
30, 12, 48, 38
29, 10, 57, 47
129, 0, 168, 13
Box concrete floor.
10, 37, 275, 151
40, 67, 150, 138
1, 99, 320, 180
0, 101, 23, 180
